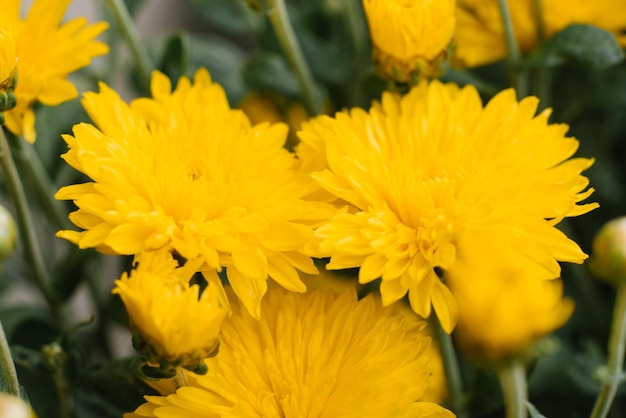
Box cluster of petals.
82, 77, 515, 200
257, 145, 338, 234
298, 80, 597, 332
455, 0, 626, 67
362, 0, 455, 79
1, 0, 109, 142
113, 250, 226, 369
55, 68, 334, 317
127, 285, 454, 418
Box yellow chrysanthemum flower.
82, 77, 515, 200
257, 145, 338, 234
449, 238, 574, 362
0, 0, 108, 142
0, 28, 17, 90
455, 0, 626, 67
55, 68, 333, 318
127, 286, 454, 418
113, 250, 226, 372
362, 0, 456, 81
301, 80, 597, 332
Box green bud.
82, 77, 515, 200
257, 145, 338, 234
0, 90, 16, 112
588, 217, 626, 285
0, 205, 16, 263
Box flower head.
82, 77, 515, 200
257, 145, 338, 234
455, 0, 626, 67
127, 286, 454, 418
449, 239, 574, 362
301, 80, 597, 332
588, 217, 626, 286
0, 0, 108, 142
56, 69, 333, 318
113, 250, 226, 372
362, 0, 456, 81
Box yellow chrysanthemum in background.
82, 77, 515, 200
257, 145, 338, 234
127, 286, 454, 418
113, 250, 226, 371
0, 28, 17, 90
302, 80, 597, 333
0, 0, 108, 142
449, 236, 574, 362
362, 0, 456, 81
56, 68, 334, 318
455, 0, 626, 67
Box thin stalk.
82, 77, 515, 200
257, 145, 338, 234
0, 128, 61, 321
498, 359, 528, 418
497, 0, 529, 97
435, 315, 467, 418
9, 136, 72, 230
342, 0, 367, 106
533, 0, 545, 42
104, 0, 153, 91
0, 321, 19, 396
267, 0, 323, 115
173, 367, 189, 389
591, 284, 626, 418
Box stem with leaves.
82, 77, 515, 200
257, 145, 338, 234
104, 0, 154, 91
435, 314, 467, 418
497, 0, 529, 97
267, 0, 323, 115
0, 128, 62, 321
498, 359, 528, 418
591, 284, 626, 418
0, 321, 19, 397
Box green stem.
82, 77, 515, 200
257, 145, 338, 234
267, 0, 323, 115
435, 314, 467, 418
342, 0, 367, 107
173, 367, 189, 389
9, 137, 72, 230
104, 0, 153, 91
0, 128, 61, 321
591, 284, 626, 418
0, 321, 19, 397
498, 359, 528, 418
497, 0, 528, 97
533, 0, 545, 42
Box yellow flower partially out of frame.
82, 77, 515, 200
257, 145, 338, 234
113, 250, 226, 371
450, 233, 574, 362
127, 286, 454, 418
300, 80, 597, 333
362, 0, 456, 81
454, 0, 626, 67
0, 28, 17, 91
0, 0, 108, 142
55, 68, 334, 318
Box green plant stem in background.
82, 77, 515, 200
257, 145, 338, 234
435, 315, 467, 418
0, 321, 20, 397
104, 0, 153, 91
497, 0, 529, 97
591, 284, 626, 418
9, 137, 72, 231
533, 0, 545, 42
498, 359, 528, 418
267, 0, 323, 116
0, 128, 62, 322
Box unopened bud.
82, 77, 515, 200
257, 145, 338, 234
589, 217, 626, 285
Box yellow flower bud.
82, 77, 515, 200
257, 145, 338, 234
0, 394, 36, 418
113, 250, 227, 374
588, 217, 626, 286
362, 0, 456, 82
0, 204, 17, 264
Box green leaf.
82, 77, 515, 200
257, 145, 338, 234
189, 35, 249, 104
77, 358, 157, 411
159, 31, 190, 82
528, 24, 625, 68
191, 0, 265, 34
0, 307, 57, 346
242, 53, 300, 98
